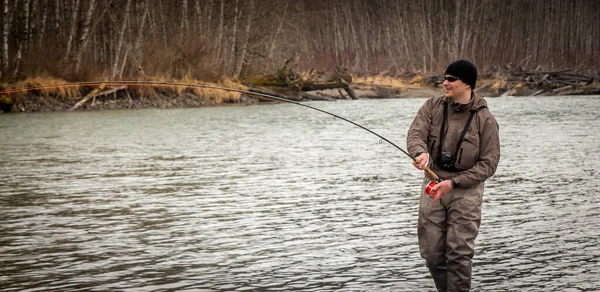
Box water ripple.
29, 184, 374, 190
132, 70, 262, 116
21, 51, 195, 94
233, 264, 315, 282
1, 96, 599, 291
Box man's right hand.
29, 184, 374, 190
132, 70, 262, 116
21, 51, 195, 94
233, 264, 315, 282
412, 152, 429, 170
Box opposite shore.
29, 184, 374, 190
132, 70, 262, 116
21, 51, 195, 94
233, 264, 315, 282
1, 69, 599, 113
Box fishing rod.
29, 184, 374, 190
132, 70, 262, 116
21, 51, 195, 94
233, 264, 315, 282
1, 80, 440, 181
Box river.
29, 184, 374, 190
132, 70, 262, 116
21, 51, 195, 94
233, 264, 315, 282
1, 96, 599, 291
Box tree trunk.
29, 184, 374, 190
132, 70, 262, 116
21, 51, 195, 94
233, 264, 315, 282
111, 0, 131, 79
229, 0, 239, 74
194, 0, 201, 33
24, 0, 31, 49
54, 0, 60, 38
267, 1, 287, 59
13, 0, 31, 76
129, 0, 148, 77
12, 46, 22, 76
38, 0, 49, 49
2, 0, 9, 76
205, 0, 213, 34
134, 0, 149, 60
233, 0, 253, 79
74, 0, 97, 71
216, 0, 224, 60
64, 0, 80, 61
118, 48, 128, 79
27, 0, 37, 49
157, 0, 167, 48
180, 0, 188, 37
8, 0, 19, 26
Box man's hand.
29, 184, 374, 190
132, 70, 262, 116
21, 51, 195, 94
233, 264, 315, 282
431, 180, 453, 203
412, 153, 429, 170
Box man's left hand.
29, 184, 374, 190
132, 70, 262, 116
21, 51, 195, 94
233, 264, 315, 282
431, 180, 453, 203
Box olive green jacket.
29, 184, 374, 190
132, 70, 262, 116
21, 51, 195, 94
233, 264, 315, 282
407, 93, 500, 188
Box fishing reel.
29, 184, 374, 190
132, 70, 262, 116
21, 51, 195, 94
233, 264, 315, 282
425, 181, 438, 197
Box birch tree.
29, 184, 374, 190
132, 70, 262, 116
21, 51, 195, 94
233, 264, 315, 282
111, 0, 131, 79
74, 0, 97, 71
13, 0, 31, 75
63, 0, 80, 60
233, 0, 253, 78
1, 0, 8, 76
216, 0, 224, 60
229, 0, 239, 73
38, 0, 49, 49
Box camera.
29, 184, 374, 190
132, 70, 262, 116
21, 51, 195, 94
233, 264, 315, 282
439, 152, 456, 171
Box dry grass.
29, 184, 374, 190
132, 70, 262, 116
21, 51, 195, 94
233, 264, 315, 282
8, 76, 81, 100
128, 75, 246, 104
2, 74, 255, 108
353, 74, 412, 88
491, 79, 508, 93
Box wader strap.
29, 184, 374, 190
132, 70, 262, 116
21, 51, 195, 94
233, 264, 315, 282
453, 110, 477, 158
437, 103, 477, 160
437, 102, 448, 160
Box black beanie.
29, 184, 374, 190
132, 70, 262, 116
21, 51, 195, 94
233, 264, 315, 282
445, 60, 477, 89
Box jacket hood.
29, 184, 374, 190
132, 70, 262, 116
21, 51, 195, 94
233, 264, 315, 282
471, 93, 488, 111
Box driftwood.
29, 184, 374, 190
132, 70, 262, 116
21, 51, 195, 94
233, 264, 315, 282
301, 92, 334, 101
474, 82, 492, 93
483, 68, 600, 96
69, 85, 127, 111
508, 69, 595, 87
246, 86, 301, 101
243, 65, 357, 101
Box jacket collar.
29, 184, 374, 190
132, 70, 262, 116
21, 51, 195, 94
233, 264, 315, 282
446, 92, 487, 112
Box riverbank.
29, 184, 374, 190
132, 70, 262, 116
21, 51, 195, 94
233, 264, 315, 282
1, 70, 598, 113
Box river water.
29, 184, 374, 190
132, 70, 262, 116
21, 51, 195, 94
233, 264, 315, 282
1, 96, 599, 291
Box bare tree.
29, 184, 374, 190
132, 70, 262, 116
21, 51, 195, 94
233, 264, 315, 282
229, 0, 239, 73
111, 0, 131, 79
1, 0, 599, 81
38, 0, 49, 49
216, 0, 224, 60
233, 0, 253, 78
13, 0, 31, 75
63, 0, 80, 61
74, 0, 97, 71
1, 0, 8, 76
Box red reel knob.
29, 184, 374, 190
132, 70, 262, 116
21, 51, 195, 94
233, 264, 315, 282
426, 181, 438, 197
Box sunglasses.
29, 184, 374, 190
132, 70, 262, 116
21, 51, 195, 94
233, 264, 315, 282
444, 76, 460, 82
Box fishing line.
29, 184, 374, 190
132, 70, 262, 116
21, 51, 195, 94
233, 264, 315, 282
0, 80, 440, 181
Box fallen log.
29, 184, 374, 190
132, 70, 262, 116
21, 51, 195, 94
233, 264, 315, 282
474, 82, 492, 93
244, 65, 357, 101
561, 89, 585, 95
299, 81, 346, 91
552, 85, 574, 93
69, 85, 127, 111
301, 92, 334, 101
512, 69, 571, 75
246, 86, 301, 101
531, 89, 546, 96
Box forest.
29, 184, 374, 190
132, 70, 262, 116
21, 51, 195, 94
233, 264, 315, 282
0, 0, 599, 111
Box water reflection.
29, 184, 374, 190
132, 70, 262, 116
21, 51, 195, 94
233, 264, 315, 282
1, 96, 599, 291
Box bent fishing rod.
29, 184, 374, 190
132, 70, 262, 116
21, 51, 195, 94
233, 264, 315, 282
1, 80, 440, 181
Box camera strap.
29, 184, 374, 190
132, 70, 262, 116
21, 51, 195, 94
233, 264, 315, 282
454, 109, 477, 158
437, 101, 477, 164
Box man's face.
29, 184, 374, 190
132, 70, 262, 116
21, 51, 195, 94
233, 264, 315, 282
442, 75, 469, 99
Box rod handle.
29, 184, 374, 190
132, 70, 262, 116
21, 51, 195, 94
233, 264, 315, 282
424, 167, 440, 182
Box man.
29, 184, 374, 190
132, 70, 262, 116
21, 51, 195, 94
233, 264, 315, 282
406, 60, 500, 291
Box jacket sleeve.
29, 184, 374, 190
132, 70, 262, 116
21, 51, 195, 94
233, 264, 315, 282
452, 112, 500, 188
407, 98, 433, 158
